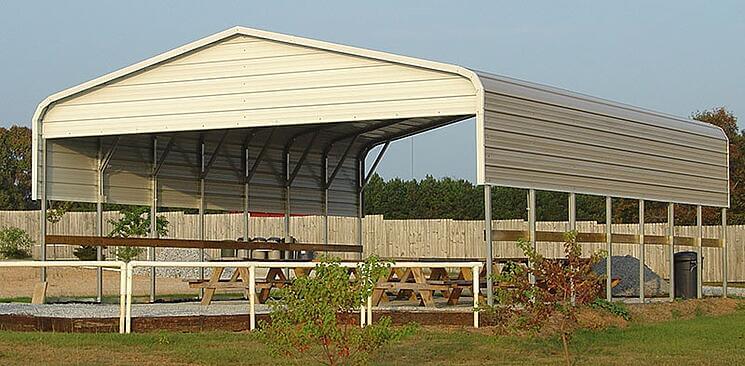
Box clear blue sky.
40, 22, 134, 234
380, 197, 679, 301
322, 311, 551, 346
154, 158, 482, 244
1, 1, 743, 182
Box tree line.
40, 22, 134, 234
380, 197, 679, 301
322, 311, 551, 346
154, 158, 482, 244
1, 107, 743, 224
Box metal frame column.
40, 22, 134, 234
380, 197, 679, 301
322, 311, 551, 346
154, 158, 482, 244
605, 196, 612, 301
722, 208, 728, 297
527, 189, 536, 283
639, 199, 645, 303
696, 205, 703, 298
484, 185, 493, 305
149, 137, 158, 302
668, 202, 674, 301
39, 138, 47, 282
96, 140, 103, 302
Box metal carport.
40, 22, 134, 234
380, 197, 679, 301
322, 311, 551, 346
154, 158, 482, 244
31, 26, 729, 304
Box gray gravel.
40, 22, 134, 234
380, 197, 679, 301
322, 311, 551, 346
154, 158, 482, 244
703, 286, 745, 297
0, 301, 271, 318
593, 255, 670, 297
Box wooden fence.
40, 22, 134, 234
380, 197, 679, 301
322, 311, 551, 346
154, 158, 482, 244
1, 210, 742, 282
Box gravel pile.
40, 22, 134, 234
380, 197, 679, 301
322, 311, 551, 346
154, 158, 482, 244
593, 255, 670, 297
133, 248, 227, 279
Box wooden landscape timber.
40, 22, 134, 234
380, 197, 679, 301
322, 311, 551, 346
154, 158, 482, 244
45, 235, 363, 253
492, 230, 723, 248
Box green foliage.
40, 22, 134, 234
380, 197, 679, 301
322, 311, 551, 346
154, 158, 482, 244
0, 126, 33, 210
590, 298, 631, 320
107, 206, 169, 262
0, 227, 33, 259
486, 231, 606, 366
73, 245, 99, 261
258, 256, 413, 366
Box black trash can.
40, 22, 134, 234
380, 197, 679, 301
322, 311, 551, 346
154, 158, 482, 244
674, 251, 699, 299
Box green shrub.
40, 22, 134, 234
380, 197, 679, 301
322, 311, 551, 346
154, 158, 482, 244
107, 206, 168, 262
73, 245, 99, 261
0, 227, 33, 259
258, 256, 414, 365
590, 298, 631, 320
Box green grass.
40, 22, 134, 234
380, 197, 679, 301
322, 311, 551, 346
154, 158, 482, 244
0, 310, 743, 365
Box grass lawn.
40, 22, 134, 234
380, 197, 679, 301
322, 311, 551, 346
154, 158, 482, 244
0, 310, 743, 365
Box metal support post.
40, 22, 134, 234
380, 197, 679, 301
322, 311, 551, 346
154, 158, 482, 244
484, 185, 493, 305
639, 199, 645, 303
696, 205, 703, 298
606, 196, 612, 301
527, 189, 536, 284
668, 203, 674, 301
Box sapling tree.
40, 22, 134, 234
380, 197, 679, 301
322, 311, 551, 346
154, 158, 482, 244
259, 256, 415, 366
107, 206, 168, 262
490, 231, 605, 366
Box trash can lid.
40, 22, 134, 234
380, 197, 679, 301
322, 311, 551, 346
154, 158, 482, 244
674, 251, 698, 261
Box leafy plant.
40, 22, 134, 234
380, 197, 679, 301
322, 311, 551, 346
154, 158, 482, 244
107, 206, 168, 262
488, 231, 605, 366
0, 227, 33, 259
590, 298, 631, 321
73, 245, 99, 261
258, 256, 414, 365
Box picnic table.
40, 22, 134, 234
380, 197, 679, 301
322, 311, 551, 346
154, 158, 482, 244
188, 259, 316, 305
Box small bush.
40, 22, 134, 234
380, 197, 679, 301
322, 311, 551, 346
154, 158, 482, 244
73, 245, 99, 261
0, 227, 33, 259
590, 298, 631, 321
107, 206, 168, 262
259, 256, 414, 365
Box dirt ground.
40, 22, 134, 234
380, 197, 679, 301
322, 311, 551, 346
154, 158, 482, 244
0, 266, 193, 298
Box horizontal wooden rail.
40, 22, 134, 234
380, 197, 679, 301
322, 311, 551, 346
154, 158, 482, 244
492, 230, 722, 248
45, 235, 363, 253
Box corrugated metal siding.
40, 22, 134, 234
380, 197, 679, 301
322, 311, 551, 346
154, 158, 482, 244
41, 34, 476, 138
476, 71, 730, 207
46, 139, 97, 202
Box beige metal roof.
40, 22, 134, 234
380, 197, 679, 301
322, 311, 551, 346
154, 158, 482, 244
32, 26, 729, 209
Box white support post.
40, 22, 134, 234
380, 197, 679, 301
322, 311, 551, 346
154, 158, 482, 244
473, 265, 480, 328
119, 262, 127, 334
284, 151, 291, 247
668, 202, 674, 301
528, 189, 536, 284
484, 185, 493, 306
722, 208, 728, 298
125, 262, 133, 333
606, 196, 612, 301
366, 296, 372, 326
696, 205, 703, 298
39, 139, 47, 282
249, 265, 256, 330
639, 199, 645, 303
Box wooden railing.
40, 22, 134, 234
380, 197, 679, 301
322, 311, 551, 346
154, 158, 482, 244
492, 230, 722, 247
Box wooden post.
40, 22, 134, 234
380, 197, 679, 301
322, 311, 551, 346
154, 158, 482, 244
639, 199, 645, 303
484, 185, 493, 305
606, 196, 612, 301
